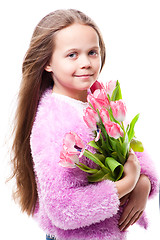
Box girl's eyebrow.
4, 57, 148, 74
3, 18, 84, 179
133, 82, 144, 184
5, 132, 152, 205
65, 48, 78, 54
65, 46, 100, 54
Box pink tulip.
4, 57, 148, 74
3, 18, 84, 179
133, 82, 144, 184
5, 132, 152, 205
90, 80, 104, 93
63, 132, 85, 155
110, 100, 127, 122
104, 121, 124, 139
99, 108, 110, 123
105, 80, 117, 97
87, 89, 110, 110
90, 80, 117, 98
83, 107, 99, 131
59, 151, 79, 168
83, 107, 101, 142
59, 132, 85, 168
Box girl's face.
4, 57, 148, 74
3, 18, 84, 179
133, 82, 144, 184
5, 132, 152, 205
45, 23, 101, 101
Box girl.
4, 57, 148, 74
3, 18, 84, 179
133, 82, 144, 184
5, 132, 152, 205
11, 9, 158, 240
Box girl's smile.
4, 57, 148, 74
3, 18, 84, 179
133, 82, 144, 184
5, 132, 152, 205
73, 74, 94, 80
45, 23, 101, 102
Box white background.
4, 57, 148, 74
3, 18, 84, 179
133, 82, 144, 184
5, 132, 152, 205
0, 0, 159, 239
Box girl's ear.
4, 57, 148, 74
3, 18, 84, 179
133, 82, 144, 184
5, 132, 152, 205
44, 64, 53, 72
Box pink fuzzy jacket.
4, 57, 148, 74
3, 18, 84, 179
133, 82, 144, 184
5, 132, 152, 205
30, 90, 158, 240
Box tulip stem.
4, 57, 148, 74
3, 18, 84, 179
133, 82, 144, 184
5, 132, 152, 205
121, 122, 125, 133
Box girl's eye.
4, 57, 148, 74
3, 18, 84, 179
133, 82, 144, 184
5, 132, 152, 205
68, 53, 77, 58
89, 50, 98, 56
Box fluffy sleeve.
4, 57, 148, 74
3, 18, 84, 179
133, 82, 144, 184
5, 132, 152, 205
135, 151, 159, 198
30, 93, 120, 230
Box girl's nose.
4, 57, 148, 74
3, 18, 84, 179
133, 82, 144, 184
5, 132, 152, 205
80, 55, 91, 69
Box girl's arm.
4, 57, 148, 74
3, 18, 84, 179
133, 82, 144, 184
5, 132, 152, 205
135, 151, 158, 198
118, 150, 159, 231
115, 151, 141, 199
119, 174, 151, 231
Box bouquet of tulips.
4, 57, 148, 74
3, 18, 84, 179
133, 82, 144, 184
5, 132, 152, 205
59, 80, 144, 182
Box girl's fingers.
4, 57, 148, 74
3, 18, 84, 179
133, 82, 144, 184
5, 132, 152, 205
131, 211, 143, 226
119, 207, 142, 231
119, 207, 134, 230
123, 211, 140, 231
119, 203, 133, 226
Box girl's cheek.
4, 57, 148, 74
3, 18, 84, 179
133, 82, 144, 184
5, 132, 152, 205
93, 58, 101, 71
64, 65, 76, 74
95, 63, 101, 75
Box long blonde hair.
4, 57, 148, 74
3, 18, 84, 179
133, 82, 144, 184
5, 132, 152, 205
11, 9, 106, 215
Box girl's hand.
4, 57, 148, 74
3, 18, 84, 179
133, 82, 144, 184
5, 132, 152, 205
115, 151, 141, 199
123, 150, 141, 187
119, 174, 151, 231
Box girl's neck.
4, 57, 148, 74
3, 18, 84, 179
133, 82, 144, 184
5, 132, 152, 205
52, 86, 88, 103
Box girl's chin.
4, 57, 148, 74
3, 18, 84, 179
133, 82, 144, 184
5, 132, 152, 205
78, 82, 95, 90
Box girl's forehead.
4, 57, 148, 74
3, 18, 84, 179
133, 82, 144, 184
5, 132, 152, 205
54, 23, 100, 50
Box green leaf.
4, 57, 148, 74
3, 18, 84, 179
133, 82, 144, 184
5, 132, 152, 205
87, 169, 106, 182
108, 138, 126, 164
76, 163, 99, 174
115, 143, 126, 165
105, 157, 124, 181
130, 139, 144, 152
111, 152, 118, 159
89, 102, 95, 110
96, 109, 103, 125
121, 133, 129, 158
98, 133, 112, 156
106, 108, 119, 125
97, 123, 113, 152
107, 93, 111, 102
127, 113, 140, 142
88, 140, 102, 152
94, 153, 106, 164
108, 137, 118, 151
87, 169, 115, 182
103, 172, 116, 181
83, 149, 106, 169
111, 80, 122, 101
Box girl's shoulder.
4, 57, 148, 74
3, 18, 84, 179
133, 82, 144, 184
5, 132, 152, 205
37, 89, 88, 120
32, 89, 91, 143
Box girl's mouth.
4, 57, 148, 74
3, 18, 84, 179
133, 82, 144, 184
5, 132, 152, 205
74, 74, 94, 79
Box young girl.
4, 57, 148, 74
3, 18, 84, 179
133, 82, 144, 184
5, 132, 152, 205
11, 9, 158, 240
